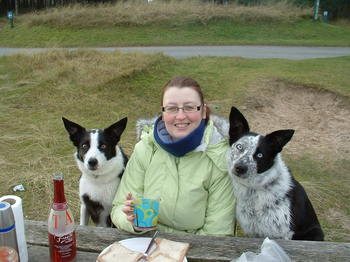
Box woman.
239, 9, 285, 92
111, 76, 235, 235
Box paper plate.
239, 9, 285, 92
98, 237, 187, 262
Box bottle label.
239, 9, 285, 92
48, 231, 77, 262
48, 209, 75, 236
48, 209, 76, 262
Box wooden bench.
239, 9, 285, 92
25, 220, 350, 261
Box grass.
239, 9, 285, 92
0, 49, 349, 242
18, 1, 309, 27
1, 1, 350, 47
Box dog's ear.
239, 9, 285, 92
62, 117, 86, 146
265, 129, 294, 154
104, 117, 128, 142
229, 107, 250, 145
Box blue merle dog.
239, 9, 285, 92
227, 106, 324, 241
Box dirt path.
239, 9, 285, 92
1, 46, 350, 59
241, 80, 350, 164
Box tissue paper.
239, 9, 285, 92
0, 195, 28, 262
232, 237, 292, 262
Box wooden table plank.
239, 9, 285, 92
25, 220, 350, 262
28, 245, 98, 262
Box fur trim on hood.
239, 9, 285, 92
136, 116, 158, 141
135, 115, 229, 143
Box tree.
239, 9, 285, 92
319, 0, 350, 19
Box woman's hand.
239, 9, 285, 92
122, 192, 135, 224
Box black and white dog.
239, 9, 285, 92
62, 117, 128, 227
227, 107, 324, 241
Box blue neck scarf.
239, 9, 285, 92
153, 116, 206, 157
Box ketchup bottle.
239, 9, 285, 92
48, 173, 77, 262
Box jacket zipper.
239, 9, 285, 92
175, 157, 180, 171
173, 157, 180, 224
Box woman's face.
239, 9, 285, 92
162, 87, 206, 141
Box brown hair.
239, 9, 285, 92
161, 76, 210, 120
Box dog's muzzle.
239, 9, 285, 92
233, 163, 247, 177
88, 158, 98, 170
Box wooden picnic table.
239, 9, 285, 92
25, 220, 350, 262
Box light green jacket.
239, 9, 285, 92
111, 116, 235, 236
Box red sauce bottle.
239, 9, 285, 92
48, 173, 77, 262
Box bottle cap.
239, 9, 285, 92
53, 173, 64, 180
0, 202, 15, 232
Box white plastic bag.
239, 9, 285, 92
232, 237, 292, 262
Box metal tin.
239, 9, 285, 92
0, 202, 19, 254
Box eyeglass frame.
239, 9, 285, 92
162, 104, 203, 114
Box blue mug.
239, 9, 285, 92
133, 198, 159, 229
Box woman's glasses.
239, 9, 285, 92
162, 105, 202, 114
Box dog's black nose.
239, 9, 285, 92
234, 164, 247, 176
88, 158, 98, 168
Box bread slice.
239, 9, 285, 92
148, 238, 190, 262
148, 253, 177, 262
97, 242, 144, 262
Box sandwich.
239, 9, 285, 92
97, 242, 144, 262
147, 253, 177, 262
148, 238, 190, 262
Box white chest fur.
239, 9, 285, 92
232, 159, 294, 240
235, 186, 293, 240
79, 175, 121, 211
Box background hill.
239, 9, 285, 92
1, 1, 350, 47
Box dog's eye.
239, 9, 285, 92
236, 144, 243, 151
100, 144, 107, 149
81, 144, 88, 149
256, 153, 263, 158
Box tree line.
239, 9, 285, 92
1, 0, 349, 19
235, 0, 349, 19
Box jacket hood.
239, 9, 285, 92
136, 115, 229, 143
136, 116, 158, 141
